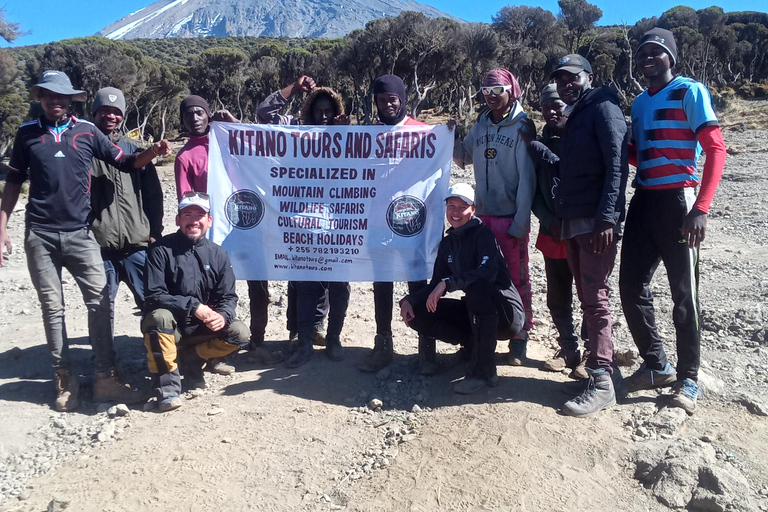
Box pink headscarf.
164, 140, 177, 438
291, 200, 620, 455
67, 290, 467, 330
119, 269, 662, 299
483, 68, 522, 101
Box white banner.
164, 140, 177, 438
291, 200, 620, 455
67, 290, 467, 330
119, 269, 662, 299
208, 122, 452, 282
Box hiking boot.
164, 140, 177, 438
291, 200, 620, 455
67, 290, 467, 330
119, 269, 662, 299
158, 396, 182, 413
418, 335, 439, 376
569, 351, 590, 380
669, 378, 698, 415
508, 337, 527, 366
544, 348, 580, 372
444, 346, 472, 369
562, 371, 616, 417
614, 349, 639, 367
325, 334, 345, 362
453, 377, 487, 394
246, 345, 284, 365
358, 333, 393, 373
180, 348, 206, 390
624, 362, 677, 394
205, 358, 235, 375
313, 325, 327, 347
93, 367, 144, 404
286, 342, 314, 368
54, 368, 80, 412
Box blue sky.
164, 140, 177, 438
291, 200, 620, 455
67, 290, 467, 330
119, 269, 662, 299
1, 0, 765, 47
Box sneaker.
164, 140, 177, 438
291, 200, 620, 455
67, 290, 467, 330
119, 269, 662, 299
453, 377, 487, 394
624, 362, 677, 394
286, 344, 314, 368
509, 337, 527, 366
544, 348, 580, 372
205, 358, 235, 375
54, 368, 80, 412
669, 379, 698, 415
562, 371, 616, 417
93, 367, 144, 404
569, 351, 591, 380
158, 396, 182, 413
246, 345, 284, 365
358, 333, 393, 373
325, 334, 345, 362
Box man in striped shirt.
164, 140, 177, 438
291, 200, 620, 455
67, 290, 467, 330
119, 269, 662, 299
620, 28, 727, 414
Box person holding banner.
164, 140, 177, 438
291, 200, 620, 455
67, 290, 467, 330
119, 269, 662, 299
256, 76, 352, 367
174, 94, 284, 368
142, 192, 250, 412
451, 68, 536, 367
358, 74, 435, 375
399, 183, 525, 394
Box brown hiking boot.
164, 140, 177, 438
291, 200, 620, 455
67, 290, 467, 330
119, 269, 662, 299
569, 351, 590, 380
358, 333, 393, 372
544, 348, 580, 372
313, 326, 327, 347
246, 345, 284, 365
205, 358, 235, 375
54, 368, 80, 412
94, 367, 144, 404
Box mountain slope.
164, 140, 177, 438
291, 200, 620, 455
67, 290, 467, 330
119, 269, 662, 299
97, 0, 460, 40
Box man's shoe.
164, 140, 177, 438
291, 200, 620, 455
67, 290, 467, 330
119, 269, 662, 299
325, 335, 345, 361
453, 377, 487, 394
93, 367, 144, 404
569, 351, 591, 380
358, 333, 394, 372
205, 358, 235, 375
183, 375, 207, 391
158, 396, 182, 412
313, 325, 327, 347
562, 371, 616, 417
246, 346, 284, 365
624, 362, 677, 393
509, 337, 528, 366
286, 343, 314, 368
544, 348, 580, 372
669, 378, 698, 415
54, 369, 80, 412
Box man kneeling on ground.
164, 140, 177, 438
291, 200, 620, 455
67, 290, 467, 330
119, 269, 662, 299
142, 192, 250, 412
399, 184, 525, 394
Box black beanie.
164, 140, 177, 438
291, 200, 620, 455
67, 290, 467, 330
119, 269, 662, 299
373, 74, 407, 125
180, 95, 211, 123
637, 28, 678, 67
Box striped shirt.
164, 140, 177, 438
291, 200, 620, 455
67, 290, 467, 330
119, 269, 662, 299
631, 76, 718, 189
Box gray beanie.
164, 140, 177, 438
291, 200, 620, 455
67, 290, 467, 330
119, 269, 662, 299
540, 83, 560, 104
92, 87, 126, 116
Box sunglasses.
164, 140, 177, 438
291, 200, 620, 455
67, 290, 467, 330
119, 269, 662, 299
482, 85, 513, 96
182, 191, 210, 200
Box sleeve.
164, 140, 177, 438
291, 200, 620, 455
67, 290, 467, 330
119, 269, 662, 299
143, 244, 201, 317
447, 228, 500, 291
692, 126, 726, 214
528, 142, 559, 231
453, 125, 474, 168
210, 250, 239, 325
91, 128, 135, 171
256, 90, 295, 125
6, 130, 29, 183
507, 129, 536, 238
174, 151, 193, 202
594, 101, 629, 229
140, 161, 165, 239
683, 82, 719, 133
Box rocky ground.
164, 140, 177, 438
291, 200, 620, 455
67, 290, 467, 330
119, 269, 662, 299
0, 115, 767, 511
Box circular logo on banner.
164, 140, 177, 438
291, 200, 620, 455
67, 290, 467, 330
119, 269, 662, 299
386, 195, 426, 237
225, 190, 264, 230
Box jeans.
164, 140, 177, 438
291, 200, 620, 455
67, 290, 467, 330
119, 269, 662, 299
295, 281, 350, 343
544, 256, 580, 351
286, 280, 329, 334
103, 249, 147, 333
25, 228, 114, 374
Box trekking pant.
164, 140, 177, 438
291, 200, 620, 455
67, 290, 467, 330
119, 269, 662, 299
103, 248, 147, 333
619, 188, 700, 382
141, 308, 250, 399
287, 280, 330, 334
373, 280, 427, 335
247, 280, 270, 345
544, 255, 580, 351
25, 227, 114, 374
295, 281, 351, 344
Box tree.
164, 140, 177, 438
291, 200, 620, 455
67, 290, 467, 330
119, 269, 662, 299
557, 0, 603, 52
0, 8, 21, 43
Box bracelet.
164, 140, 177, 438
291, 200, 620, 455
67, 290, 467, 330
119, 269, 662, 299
151, 145, 159, 156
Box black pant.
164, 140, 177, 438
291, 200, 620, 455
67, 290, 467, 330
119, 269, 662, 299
247, 280, 270, 344
286, 281, 329, 334
296, 281, 350, 342
407, 280, 521, 379
619, 188, 700, 381
544, 256, 581, 351
373, 280, 427, 334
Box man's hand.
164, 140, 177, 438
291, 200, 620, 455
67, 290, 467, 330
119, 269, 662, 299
292, 76, 315, 96
400, 300, 415, 325
447, 119, 458, 138
195, 304, 226, 331
153, 140, 173, 158
549, 220, 562, 244
334, 114, 351, 125
0, 229, 11, 268
519, 117, 536, 146
590, 227, 614, 254
426, 281, 447, 313
682, 209, 708, 248
212, 109, 239, 123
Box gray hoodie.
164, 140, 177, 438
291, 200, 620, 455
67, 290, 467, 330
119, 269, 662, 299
454, 101, 536, 238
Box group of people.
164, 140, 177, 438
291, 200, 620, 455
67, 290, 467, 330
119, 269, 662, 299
0, 27, 725, 417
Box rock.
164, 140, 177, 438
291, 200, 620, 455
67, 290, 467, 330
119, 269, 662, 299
221, 438, 232, 444
96, 421, 115, 442
96, 403, 112, 413
647, 407, 689, 435
615, 349, 639, 367
732, 394, 768, 416
367, 398, 383, 411
113, 404, 130, 417
411, 404, 422, 413
47, 499, 70, 511
376, 367, 391, 381
207, 408, 224, 416
52, 418, 67, 430
187, 389, 204, 398
698, 370, 725, 396
107, 406, 118, 416
689, 465, 754, 512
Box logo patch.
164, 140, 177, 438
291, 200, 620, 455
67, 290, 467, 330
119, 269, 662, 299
484, 148, 497, 159
225, 190, 264, 230
108, 94, 118, 102
386, 196, 426, 237
54, 150, 65, 158
558, 56, 570, 66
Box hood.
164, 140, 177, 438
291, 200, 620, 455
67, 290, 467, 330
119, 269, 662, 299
474, 101, 528, 128
570, 86, 622, 117
300, 87, 345, 125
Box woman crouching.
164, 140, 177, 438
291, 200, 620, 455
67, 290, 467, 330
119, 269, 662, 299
399, 184, 525, 394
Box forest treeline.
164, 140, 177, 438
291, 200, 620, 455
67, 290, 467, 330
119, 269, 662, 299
1, 1, 768, 155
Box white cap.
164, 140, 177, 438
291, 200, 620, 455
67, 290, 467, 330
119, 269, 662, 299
445, 183, 475, 206
178, 192, 210, 213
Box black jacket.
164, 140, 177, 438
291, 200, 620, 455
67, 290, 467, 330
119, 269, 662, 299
556, 86, 629, 229
144, 231, 238, 336
406, 218, 523, 314
529, 126, 562, 236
